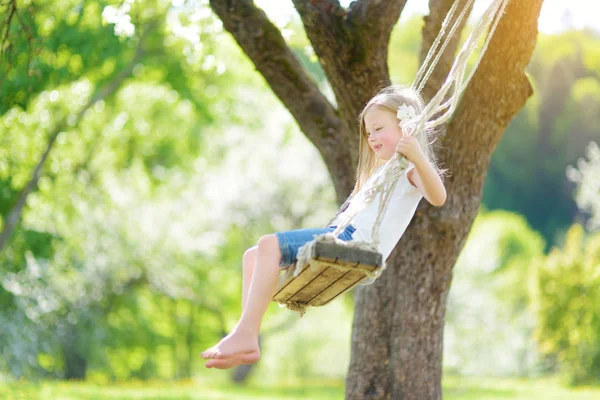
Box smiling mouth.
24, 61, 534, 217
374, 144, 382, 151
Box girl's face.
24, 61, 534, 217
364, 106, 403, 161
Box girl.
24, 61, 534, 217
201, 84, 448, 369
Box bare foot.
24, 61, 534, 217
205, 350, 261, 369
201, 329, 259, 359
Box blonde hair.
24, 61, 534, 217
351, 84, 448, 198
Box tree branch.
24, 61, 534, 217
292, 0, 406, 69
291, 0, 408, 176
291, 0, 348, 49
348, 0, 408, 47
208, 0, 341, 147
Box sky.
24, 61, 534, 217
254, 0, 600, 35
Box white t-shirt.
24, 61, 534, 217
332, 163, 423, 261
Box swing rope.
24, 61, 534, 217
295, 0, 511, 281
413, 0, 474, 94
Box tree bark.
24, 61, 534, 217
209, 0, 544, 398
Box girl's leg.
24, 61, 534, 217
201, 234, 282, 364
204, 246, 259, 369
241, 246, 258, 312
236, 234, 282, 334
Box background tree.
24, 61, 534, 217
0, 0, 240, 379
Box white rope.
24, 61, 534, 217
413, 0, 476, 94
412, 0, 461, 91
419, 0, 508, 133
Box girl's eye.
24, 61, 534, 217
367, 127, 382, 136
367, 127, 381, 136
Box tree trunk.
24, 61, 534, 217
346, 1, 543, 398
209, 0, 544, 398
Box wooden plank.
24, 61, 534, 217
272, 241, 383, 306
273, 261, 325, 302
274, 260, 378, 306
308, 262, 378, 306
287, 263, 348, 304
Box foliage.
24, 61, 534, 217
445, 209, 545, 377
532, 224, 600, 385
0, 0, 244, 380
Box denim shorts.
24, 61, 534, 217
275, 224, 356, 268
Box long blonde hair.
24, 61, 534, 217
327, 84, 448, 227
351, 84, 448, 198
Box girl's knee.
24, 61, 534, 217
244, 245, 258, 259
257, 234, 279, 250
257, 234, 281, 260
243, 246, 258, 268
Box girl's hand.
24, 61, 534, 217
395, 132, 424, 164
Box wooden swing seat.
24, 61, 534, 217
272, 240, 383, 308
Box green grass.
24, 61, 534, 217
1, 376, 599, 400
443, 376, 600, 400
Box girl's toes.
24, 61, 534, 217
206, 358, 239, 369
202, 348, 217, 359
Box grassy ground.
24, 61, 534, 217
1, 376, 599, 399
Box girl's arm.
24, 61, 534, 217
407, 160, 447, 206
395, 131, 447, 207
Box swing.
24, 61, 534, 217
273, 0, 510, 316
272, 238, 383, 315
